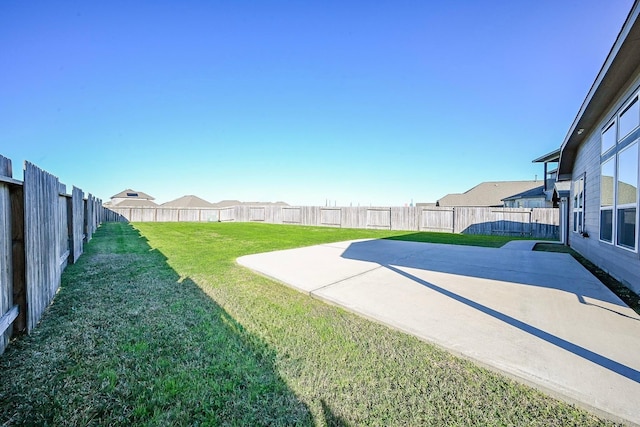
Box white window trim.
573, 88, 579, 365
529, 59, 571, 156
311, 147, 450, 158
573, 175, 585, 234
615, 202, 638, 252
599, 88, 640, 252
602, 119, 617, 155
614, 141, 639, 253
599, 207, 614, 244
599, 157, 615, 244
618, 94, 640, 142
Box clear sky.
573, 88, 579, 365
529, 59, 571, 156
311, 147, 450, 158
1, 0, 635, 206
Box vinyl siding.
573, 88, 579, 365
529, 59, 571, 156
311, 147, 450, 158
569, 75, 640, 294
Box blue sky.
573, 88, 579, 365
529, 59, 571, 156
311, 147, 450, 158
1, 0, 635, 206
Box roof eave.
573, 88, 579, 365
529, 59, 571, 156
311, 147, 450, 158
531, 148, 560, 163
558, 0, 640, 181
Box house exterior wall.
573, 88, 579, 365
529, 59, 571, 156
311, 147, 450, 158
569, 74, 640, 294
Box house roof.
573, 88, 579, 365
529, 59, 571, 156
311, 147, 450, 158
161, 195, 214, 208
110, 188, 155, 200
112, 198, 158, 207
502, 185, 545, 201
558, 0, 640, 181
554, 181, 571, 198
212, 199, 242, 208
437, 181, 542, 207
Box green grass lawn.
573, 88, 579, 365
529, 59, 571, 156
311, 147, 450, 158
0, 222, 620, 426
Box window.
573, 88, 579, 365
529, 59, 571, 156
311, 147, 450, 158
602, 121, 616, 154
600, 158, 615, 242
573, 176, 584, 233
599, 89, 640, 252
616, 143, 638, 250
619, 97, 639, 140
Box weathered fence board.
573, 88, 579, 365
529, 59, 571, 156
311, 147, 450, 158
70, 187, 85, 263
11, 184, 25, 335
321, 208, 341, 226
249, 207, 266, 222
0, 155, 13, 354
420, 207, 454, 232
282, 207, 301, 224
109, 205, 560, 239
367, 208, 391, 229
0, 154, 111, 355
24, 162, 62, 332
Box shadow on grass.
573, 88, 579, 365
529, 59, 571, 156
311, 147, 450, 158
0, 223, 338, 426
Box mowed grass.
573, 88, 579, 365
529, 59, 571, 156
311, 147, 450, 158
0, 222, 619, 426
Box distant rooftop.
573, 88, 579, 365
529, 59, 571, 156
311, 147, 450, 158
437, 181, 542, 207
162, 195, 214, 208
502, 185, 545, 201
110, 188, 155, 201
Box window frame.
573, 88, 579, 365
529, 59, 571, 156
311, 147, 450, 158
614, 142, 639, 252
618, 95, 640, 142
573, 175, 585, 234
601, 120, 617, 155
598, 88, 640, 252
599, 157, 615, 244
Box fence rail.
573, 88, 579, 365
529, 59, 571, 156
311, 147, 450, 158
109, 205, 559, 238
0, 154, 118, 355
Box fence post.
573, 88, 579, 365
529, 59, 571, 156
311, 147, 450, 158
11, 182, 25, 335
0, 156, 15, 352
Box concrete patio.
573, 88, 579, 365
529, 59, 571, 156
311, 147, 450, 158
238, 239, 640, 426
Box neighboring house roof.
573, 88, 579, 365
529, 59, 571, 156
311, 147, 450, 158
558, 0, 640, 181
112, 198, 158, 207
600, 176, 637, 206
212, 200, 242, 208
502, 185, 545, 201
437, 181, 542, 207
162, 195, 214, 208
110, 189, 155, 200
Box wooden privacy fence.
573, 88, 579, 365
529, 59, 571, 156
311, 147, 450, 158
110, 205, 560, 239
0, 154, 119, 355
